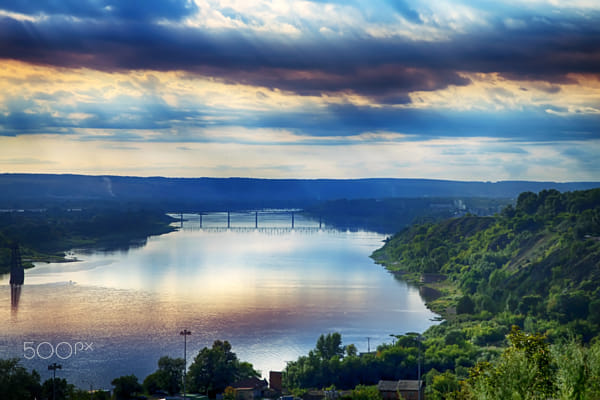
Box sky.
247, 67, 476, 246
0, 0, 599, 181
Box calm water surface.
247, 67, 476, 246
0, 213, 437, 390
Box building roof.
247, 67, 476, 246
232, 377, 268, 389
378, 380, 423, 392
397, 380, 422, 391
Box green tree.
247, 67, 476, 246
351, 384, 382, 400
187, 340, 259, 397
425, 369, 460, 400
456, 295, 475, 314
345, 344, 358, 357
552, 339, 600, 400
41, 378, 75, 400
0, 358, 41, 400
548, 291, 590, 322
516, 191, 539, 214
142, 372, 162, 395
143, 356, 185, 395
463, 326, 556, 399
316, 333, 344, 360
158, 356, 185, 395
111, 375, 142, 400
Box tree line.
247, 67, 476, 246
1, 340, 259, 400
3, 330, 600, 399
0, 207, 175, 275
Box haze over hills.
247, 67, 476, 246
1, 174, 599, 209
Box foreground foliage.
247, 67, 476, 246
0, 358, 110, 400
459, 327, 600, 400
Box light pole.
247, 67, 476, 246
416, 335, 422, 400
48, 363, 62, 400
406, 333, 423, 400
180, 329, 192, 399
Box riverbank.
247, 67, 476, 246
0, 208, 177, 275
373, 261, 458, 320
365, 188, 600, 398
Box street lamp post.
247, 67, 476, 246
417, 335, 422, 400
180, 329, 192, 399
48, 363, 62, 400
406, 332, 423, 400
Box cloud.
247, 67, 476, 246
561, 146, 600, 171
389, 0, 422, 24
0, 157, 56, 165
0, 0, 197, 22
248, 104, 600, 142
0, 1, 598, 184
0, 2, 597, 101
1, 82, 598, 143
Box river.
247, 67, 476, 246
0, 212, 437, 390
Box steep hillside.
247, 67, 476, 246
373, 188, 600, 341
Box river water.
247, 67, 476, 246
0, 212, 437, 390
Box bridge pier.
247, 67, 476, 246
291, 212, 295, 229
227, 212, 231, 228
9, 244, 24, 286
255, 212, 258, 229
11, 283, 21, 312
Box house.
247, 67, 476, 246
378, 380, 424, 400
270, 371, 283, 392
232, 377, 269, 400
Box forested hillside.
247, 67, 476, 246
373, 188, 600, 341
281, 189, 600, 399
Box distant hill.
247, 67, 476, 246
1, 174, 599, 209
304, 197, 513, 233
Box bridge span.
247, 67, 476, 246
172, 211, 323, 230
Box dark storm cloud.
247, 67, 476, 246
242, 104, 600, 142
0, 111, 74, 136
0, 4, 598, 101
0, 93, 208, 136
1, 0, 599, 147
0, 0, 197, 22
